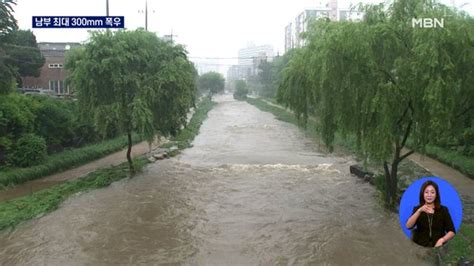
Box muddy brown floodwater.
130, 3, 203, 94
0, 94, 431, 265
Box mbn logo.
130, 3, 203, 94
412, 18, 444, 28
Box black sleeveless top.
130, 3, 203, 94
409, 205, 456, 247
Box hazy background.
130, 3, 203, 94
12, 0, 474, 74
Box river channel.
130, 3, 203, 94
0, 94, 430, 265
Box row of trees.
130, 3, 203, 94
197, 71, 250, 100
66, 30, 198, 174
0, 1, 210, 173
0, 1, 69, 167
277, 0, 474, 206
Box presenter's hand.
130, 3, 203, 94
434, 238, 444, 247
418, 204, 434, 214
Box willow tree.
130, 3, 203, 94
0, 0, 17, 94
277, 48, 316, 127
0, 0, 17, 36
65, 30, 196, 174
278, 0, 473, 206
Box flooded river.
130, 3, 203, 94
0, 95, 430, 265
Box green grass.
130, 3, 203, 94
422, 145, 474, 179
162, 98, 217, 150
252, 97, 474, 180
247, 97, 357, 154
0, 158, 148, 231
0, 98, 217, 232
441, 224, 474, 264
0, 134, 142, 189
247, 98, 300, 125
248, 97, 473, 264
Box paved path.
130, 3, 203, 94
0, 140, 161, 202
260, 98, 474, 221
405, 148, 474, 222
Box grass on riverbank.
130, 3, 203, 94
251, 97, 474, 179
423, 145, 474, 179
247, 97, 474, 264
246, 98, 300, 125
247, 97, 429, 188
0, 134, 142, 189
440, 224, 474, 264
161, 98, 217, 151
247, 98, 361, 155
0, 158, 148, 231
0, 98, 216, 232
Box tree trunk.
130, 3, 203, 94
383, 162, 392, 205
383, 158, 399, 208
383, 124, 414, 208
127, 132, 135, 176
382, 108, 414, 208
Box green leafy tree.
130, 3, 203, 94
8, 133, 47, 167
198, 71, 225, 98
278, 0, 473, 207
0, 61, 16, 94
151, 47, 197, 136
66, 30, 196, 174
0, 0, 17, 94
233, 80, 248, 100
1, 3, 43, 91
32, 97, 75, 152
0, 0, 17, 37
0, 94, 35, 164
257, 52, 293, 98
3, 30, 45, 84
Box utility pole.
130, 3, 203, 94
164, 29, 178, 42
106, 0, 109, 16
138, 0, 155, 31
170, 29, 174, 42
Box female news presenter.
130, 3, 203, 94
405, 180, 456, 247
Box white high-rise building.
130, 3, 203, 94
285, 8, 330, 52
284, 23, 294, 53
329, 0, 338, 21
238, 44, 274, 66
284, 0, 365, 53
227, 44, 274, 80
338, 9, 364, 21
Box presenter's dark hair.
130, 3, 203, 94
419, 180, 441, 210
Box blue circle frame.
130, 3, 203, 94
399, 176, 463, 238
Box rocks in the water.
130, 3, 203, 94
152, 152, 167, 160
146, 146, 180, 162
350, 164, 374, 184
152, 148, 169, 154
169, 146, 178, 152
363, 174, 375, 185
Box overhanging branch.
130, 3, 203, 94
401, 120, 412, 149
398, 149, 415, 163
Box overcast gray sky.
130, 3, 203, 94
12, 0, 474, 74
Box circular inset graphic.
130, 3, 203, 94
399, 176, 462, 247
